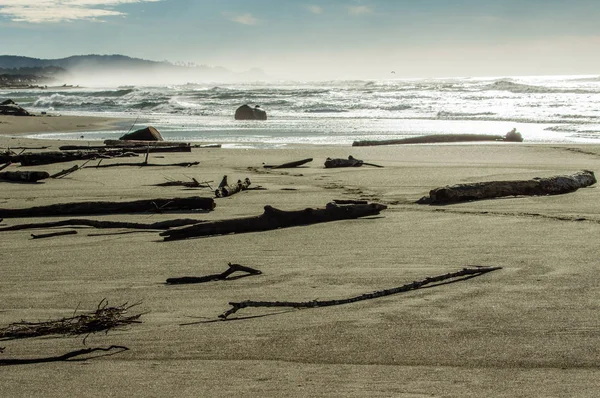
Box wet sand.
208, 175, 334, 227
1, 115, 599, 397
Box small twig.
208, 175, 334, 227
31, 230, 77, 239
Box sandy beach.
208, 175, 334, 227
1, 115, 599, 397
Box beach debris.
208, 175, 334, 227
324, 156, 383, 168
104, 140, 195, 148
0, 170, 49, 183
49, 164, 83, 179
417, 170, 597, 205
0, 196, 215, 219
352, 129, 524, 147
0, 300, 142, 341
0, 346, 129, 366
60, 144, 191, 153
0, 99, 31, 116
0, 218, 205, 232
0, 161, 11, 171
16, 149, 138, 166
218, 266, 502, 319
31, 230, 77, 239
84, 159, 199, 168
215, 175, 252, 198
263, 158, 313, 169
235, 104, 267, 120
161, 201, 387, 241
166, 262, 262, 285
119, 126, 163, 141
153, 177, 212, 189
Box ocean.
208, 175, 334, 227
3, 75, 600, 148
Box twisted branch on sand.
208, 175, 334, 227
219, 266, 501, 319
166, 262, 262, 285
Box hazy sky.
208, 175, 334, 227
1, 0, 599, 80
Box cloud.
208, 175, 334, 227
305, 4, 323, 14
347, 5, 372, 16
0, 0, 161, 23
227, 12, 258, 25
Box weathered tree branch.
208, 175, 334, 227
219, 266, 501, 319
166, 262, 262, 285
31, 230, 77, 239
417, 170, 597, 204
161, 202, 387, 241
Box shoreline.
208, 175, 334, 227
0, 114, 134, 137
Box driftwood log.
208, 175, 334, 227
153, 178, 212, 188
215, 176, 251, 197
0, 171, 49, 183
17, 150, 137, 166
166, 263, 262, 285
0, 218, 204, 232
352, 130, 524, 147
417, 170, 597, 204
84, 160, 199, 168
0, 197, 215, 219
324, 156, 383, 168
161, 202, 387, 241
219, 266, 501, 319
59, 145, 191, 153
0, 346, 129, 366
0, 162, 11, 171
263, 158, 313, 169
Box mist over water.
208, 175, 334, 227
3, 75, 600, 147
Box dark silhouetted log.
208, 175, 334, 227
219, 266, 502, 319
31, 230, 77, 239
0, 171, 49, 182
0, 162, 11, 171
49, 165, 80, 179
417, 170, 597, 204
0, 218, 204, 232
84, 160, 199, 168
263, 158, 313, 169
352, 130, 524, 147
0, 346, 129, 366
161, 202, 387, 241
154, 178, 212, 188
104, 139, 190, 147
0, 197, 215, 219
324, 156, 383, 168
59, 145, 191, 153
166, 262, 262, 285
215, 175, 251, 197
17, 150, 132, 166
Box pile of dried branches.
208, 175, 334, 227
0, 300, 142, 341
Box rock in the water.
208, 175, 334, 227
235, 104, 267, 120
119, 126, 164, 141
0, 99, 31, 116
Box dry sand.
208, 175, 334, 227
1, 115, 599, 397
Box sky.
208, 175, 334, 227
0, 0, 599, 80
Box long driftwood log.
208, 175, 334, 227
161, 202, 387, 241
352, 130, 524, 147
0, 346, 129, 366
219, 266, 501, 319
215, 175, 251, 197
263, 158, 313, 169
417, 170, 597, 204
84, 160, 199, 168
324, 156, 383, 168
0, 197, 215, 219
0, 171, 49, 183
0, 218, 205, 232
17, 150, 137, 166
166, 263, 262, 285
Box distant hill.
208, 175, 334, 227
0, 54, 268, 85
